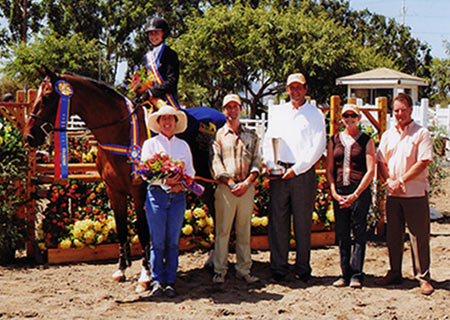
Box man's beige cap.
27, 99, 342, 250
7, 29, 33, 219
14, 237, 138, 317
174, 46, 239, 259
222, 94, 241, 107
287, 73, 307, 86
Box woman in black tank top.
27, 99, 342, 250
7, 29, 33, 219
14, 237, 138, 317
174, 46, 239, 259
326, 104, 376, 288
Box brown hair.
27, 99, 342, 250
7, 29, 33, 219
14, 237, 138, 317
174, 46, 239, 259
393, 93, 413, 108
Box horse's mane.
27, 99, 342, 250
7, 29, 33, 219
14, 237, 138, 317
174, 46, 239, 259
64, 73, 126, 102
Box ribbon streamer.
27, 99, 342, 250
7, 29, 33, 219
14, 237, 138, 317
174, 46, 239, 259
54, 80, 73, 179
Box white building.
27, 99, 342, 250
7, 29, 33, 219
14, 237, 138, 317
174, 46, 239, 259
336, 67, 428, 105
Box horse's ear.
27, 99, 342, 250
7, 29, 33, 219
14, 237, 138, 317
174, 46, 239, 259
37, 66, 58, 83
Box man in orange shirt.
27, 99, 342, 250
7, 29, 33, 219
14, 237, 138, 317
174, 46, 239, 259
376, 93, 434, 295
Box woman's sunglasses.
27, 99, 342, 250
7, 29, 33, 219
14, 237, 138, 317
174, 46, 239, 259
342, 113, 359, 118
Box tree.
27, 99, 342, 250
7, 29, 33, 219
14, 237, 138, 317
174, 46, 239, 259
174, 3, 394, 116
1, 30, 106, 87
0, 0, 43, 45
429, 41, 450, 106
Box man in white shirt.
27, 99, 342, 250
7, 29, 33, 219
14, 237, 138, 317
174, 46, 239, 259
263, 73, 326, 283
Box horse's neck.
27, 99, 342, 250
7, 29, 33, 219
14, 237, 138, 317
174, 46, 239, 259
73, 92, 131, 146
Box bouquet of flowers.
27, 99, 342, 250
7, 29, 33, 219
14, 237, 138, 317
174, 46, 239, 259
125, 65, 155, 98
136, 152, 204, 196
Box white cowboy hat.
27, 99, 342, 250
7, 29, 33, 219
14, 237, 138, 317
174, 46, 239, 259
148, 105, 187, 134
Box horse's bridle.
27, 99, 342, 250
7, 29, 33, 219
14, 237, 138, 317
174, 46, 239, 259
29, 79, 144, 137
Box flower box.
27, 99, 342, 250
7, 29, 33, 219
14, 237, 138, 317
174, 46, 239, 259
250, 230, 335, 251
47, 242, 143, 264
47, 237, 202, 264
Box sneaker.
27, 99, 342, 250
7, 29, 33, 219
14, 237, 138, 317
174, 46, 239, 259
165, 284, 176, 298
151, 282, 164, 297
212, 272, 225, 284
237, 273, 260, 284
349, 279, 362, 288
332, 278, 348, 287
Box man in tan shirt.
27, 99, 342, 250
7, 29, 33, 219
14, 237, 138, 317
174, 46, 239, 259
210, 94, 261, 284
376, 93, 434, 295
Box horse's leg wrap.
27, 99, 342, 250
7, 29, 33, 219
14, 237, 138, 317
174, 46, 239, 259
119, 241, 131, 270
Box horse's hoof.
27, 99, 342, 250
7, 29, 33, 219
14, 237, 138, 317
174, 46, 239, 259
112, 269, 126, 282
135, 282, 149, 293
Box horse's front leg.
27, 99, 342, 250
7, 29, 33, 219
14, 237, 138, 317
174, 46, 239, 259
107, 188, 130, 282
132, 183, 151, 292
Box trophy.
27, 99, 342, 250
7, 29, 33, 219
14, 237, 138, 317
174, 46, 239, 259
269, 138, 285, 177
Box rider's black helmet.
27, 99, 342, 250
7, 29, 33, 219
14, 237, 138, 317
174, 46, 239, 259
144, 17, 169, 39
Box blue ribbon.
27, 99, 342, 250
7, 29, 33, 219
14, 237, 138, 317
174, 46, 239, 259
54, 80, 73, 179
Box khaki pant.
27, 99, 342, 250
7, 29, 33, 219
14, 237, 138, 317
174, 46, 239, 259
386, 195, 431, 281
213, 183, 255, 277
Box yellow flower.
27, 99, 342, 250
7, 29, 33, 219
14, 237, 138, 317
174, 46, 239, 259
0, 137, 3, 145
193, 208, 206, 218
326, 208, 335, 223
251, 216, 261, 227
261, 216, 269, 227
96, 234, 106, 245
36, 229, 45, 241
203, 226, 213, 235
208, 234, 214, 243
107, 220, 116, 232
38, 242, 47, 251
94, 221, 103, 232
312, 212, 320, 223
197, 218, 206, 228
73, 239, 84, 248
182, 224, 193, 236
72, 226, 83, 238
60, 239, 72, 249
131, 235, 140, 244
84, 230, 96, 244
184, 210, 193, 220
206, 216, 214, 227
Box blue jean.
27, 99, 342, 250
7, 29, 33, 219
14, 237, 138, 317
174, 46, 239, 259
145, 186, 186, 285
333, 185, 371, 282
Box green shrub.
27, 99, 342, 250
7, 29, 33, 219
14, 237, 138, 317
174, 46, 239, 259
0, 117, 30, 264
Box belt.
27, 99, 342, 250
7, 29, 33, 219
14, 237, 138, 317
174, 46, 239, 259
277, 161, 294, 169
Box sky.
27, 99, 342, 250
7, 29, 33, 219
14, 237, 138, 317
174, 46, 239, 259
349, 0, 449, 59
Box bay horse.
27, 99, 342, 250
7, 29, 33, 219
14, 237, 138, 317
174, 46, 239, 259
24, 69, 224, 291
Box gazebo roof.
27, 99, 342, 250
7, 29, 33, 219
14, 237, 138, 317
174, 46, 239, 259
336, 67, 428, 86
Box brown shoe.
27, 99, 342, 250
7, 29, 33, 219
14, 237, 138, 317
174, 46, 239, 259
420, 281, 434, 295
332, 278, 348, 287
375, 272, 402, 286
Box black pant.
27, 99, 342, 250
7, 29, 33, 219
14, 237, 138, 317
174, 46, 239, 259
268, 167, 316, 277
333, 185, 371, 282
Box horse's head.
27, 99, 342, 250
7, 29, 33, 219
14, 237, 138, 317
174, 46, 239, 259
24, 67, 63, 147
